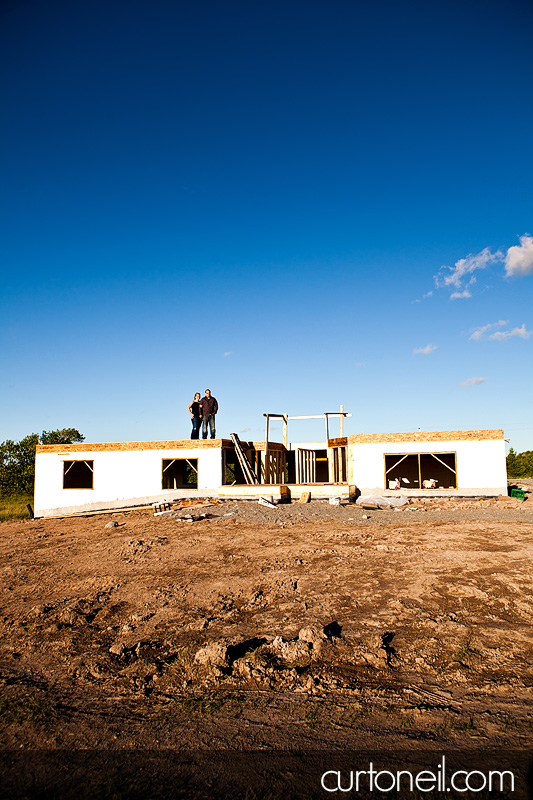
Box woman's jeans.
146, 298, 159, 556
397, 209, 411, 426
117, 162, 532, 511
191, 415, 202, 439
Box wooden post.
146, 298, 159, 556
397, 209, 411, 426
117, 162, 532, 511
282, 414, 288, 447
340, 404, 344, 437
264, 415, 269, 485
325, 413, 330, 442
328, 447, 335, 483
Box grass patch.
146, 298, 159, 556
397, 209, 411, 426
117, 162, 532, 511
453, 638, 477, 666
251, 646, 282, 670
0, 692, 58, 725
353, 702, 371, 719
179, 695, 223, 714
450, 716, 484, 735
177, 691, 237, 715
454, 645, 472, 664
302, 706, 319, 729
165, 647, 196, 684
0, 494, 33, 521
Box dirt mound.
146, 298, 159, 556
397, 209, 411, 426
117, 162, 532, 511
1, 502, 531, 771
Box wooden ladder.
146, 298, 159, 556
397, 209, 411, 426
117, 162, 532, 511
230, 433, 258, 485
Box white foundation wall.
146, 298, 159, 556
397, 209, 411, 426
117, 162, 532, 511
34, 448, 222, 517
350, 439, 507, 496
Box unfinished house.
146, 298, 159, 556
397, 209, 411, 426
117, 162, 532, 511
334, 429, 507, 496
33, 423, 507, 518
33, 438, 282, 517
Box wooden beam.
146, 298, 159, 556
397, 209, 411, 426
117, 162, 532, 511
385, 454, 410, 475
287, 413, 352, 420
428, 453, 457, 474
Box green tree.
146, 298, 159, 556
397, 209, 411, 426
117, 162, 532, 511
0, 429, 85, 495
506, 448, 533, 479
40, 428, 85, 446
521, 450, 533, 477
506, 447, 520, 478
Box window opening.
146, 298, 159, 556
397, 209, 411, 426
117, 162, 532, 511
162, 459, 198, 489
420, 453, 456, 488
223, 450, 245, 485
315, 449, 329, 482
285, 451, 296, 483
63, 460, 93, 489
384, 452, 457, 489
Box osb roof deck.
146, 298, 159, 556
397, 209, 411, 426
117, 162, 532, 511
328, 429, 504, 446
35, 430, 504, 454
36, 439, 285, 454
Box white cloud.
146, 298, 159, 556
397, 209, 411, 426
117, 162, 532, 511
470, 320, 531, 341
240, 426, 251, 433
505, 234, 533, 278
435, 246, 503, 296
433, 234, 532, 297
223, 351, 232, 357
412, 290, 434, 304
460, 377, 486, 386
469, 320, 509, 341
489, 323, 532, 341
413, 344, 438, 355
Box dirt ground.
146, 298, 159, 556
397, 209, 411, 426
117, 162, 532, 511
1, 488, 532, 797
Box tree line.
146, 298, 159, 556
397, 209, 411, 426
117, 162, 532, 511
506, 448, 533, 479
0, 429, 85, 495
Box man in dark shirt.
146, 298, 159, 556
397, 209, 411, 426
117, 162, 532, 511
200, 389, 218, 439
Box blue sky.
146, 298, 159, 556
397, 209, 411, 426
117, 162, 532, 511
1, 0, 532, 450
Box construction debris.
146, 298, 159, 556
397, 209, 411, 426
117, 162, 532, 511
356, 495, 409, 509
175, 513, 209, 522
299, 492, 311, 504
258, 497, 277, 509
153, 501, 173, 515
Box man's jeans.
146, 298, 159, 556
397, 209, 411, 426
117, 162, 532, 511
202, 414, 216, 439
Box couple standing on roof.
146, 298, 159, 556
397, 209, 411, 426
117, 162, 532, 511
187, 389, 218, 440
